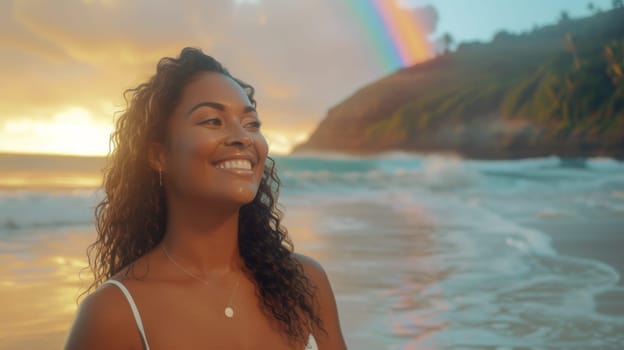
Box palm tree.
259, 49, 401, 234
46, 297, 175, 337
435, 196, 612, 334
441, 32, 454, 54
560, 10, 570, 22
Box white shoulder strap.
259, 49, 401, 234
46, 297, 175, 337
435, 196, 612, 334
102, 280, 150, 350
306, 334, 318, 350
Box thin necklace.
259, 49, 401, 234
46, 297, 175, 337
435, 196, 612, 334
161, 245, 241, 318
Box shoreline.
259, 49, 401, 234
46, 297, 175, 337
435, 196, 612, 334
523, 217, 624, 285
522, 217, 624, 316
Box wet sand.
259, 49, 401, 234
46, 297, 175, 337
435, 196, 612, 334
521, 216, 624, 316
2, 199, 622, 349
0, 227, 93, 350
284, 199, 440, 350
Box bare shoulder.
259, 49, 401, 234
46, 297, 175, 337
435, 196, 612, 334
292, 253, 335, 302
293, 253, 348, 350
293, 252, 328, 284
64, 281, 143, 350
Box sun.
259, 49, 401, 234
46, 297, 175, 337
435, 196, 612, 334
0, 107, 113, 156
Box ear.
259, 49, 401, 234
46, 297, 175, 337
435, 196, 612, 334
147, 142, 167, 172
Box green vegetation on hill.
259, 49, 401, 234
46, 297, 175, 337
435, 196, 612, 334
294, 7, 624, 159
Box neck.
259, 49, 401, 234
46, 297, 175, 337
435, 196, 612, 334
161, 195, 243, 275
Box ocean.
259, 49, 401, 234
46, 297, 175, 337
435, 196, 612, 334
1, 152, 623, 349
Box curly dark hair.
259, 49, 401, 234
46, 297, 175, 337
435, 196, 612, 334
85, 47, 323, 345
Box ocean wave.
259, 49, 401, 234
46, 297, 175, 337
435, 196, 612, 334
2, 154, 622, 236
0, 190, 99, 235
275, 155, 624, 198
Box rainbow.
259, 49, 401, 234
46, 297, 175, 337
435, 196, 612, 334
345, 0, 432, 70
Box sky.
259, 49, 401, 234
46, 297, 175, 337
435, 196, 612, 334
0, 0, 614, 156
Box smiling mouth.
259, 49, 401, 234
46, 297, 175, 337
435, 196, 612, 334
213, 159, 255, 175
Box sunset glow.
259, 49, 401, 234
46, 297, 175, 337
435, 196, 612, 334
0, 0, 608, 157
264, 130, 310, 155
1, 0, 438, 157
0, 107, 113, 156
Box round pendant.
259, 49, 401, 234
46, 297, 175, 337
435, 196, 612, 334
225, 307, 234, 318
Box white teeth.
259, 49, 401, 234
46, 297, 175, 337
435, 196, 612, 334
216, 159, 252, 170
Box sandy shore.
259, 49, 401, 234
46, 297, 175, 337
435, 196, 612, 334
521, 216, 624, 316
525, 218, 624, 285
0, 227, 93, 350
284, 198, 441, 350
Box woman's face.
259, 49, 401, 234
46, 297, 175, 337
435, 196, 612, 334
162, 71, 268, 206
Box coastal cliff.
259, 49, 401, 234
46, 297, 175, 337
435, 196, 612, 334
293, 7, 624, 159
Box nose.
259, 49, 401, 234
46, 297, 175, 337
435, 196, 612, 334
224, 123, 252, 148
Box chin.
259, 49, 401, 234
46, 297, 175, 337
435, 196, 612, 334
234, 189, 261, 206
210, 185, 260, 207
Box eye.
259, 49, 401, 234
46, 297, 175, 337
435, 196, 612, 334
245, 120, 262, 130
198, 118, 222, 126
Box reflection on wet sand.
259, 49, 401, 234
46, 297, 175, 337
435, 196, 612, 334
284, 197, 449, 350
0, 228, 93, 350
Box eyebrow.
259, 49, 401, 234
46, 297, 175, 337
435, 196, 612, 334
185, 101, 256, 118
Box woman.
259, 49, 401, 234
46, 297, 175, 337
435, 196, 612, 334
65, 47, 346, 350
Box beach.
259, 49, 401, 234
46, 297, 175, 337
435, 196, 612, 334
1, 153, 623, 349
0, 227, 93, 349
523, 216, 624, 316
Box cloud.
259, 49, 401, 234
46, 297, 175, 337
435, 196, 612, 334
397, 0, 439, 34
0, 0, 436, 154
414, 5, 439, 35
